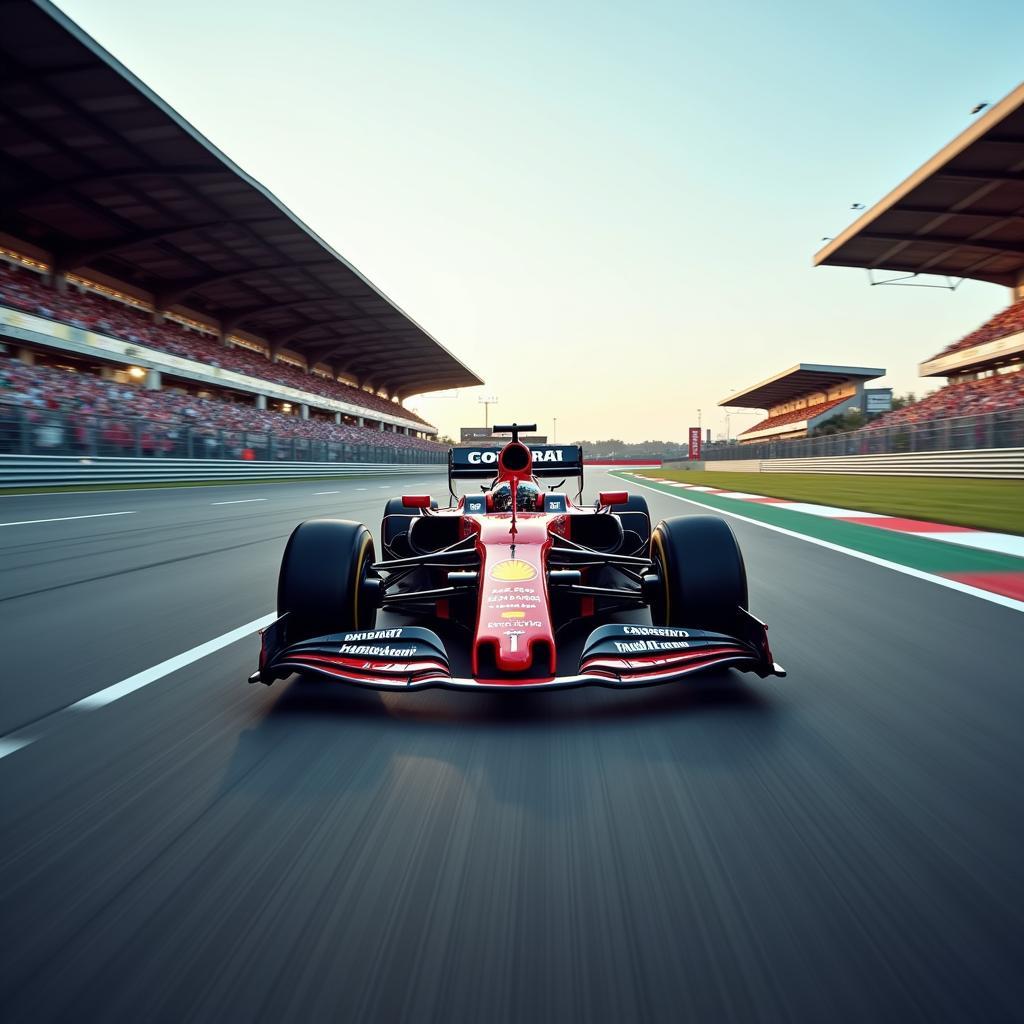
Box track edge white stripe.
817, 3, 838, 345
623, 476, 1024, 615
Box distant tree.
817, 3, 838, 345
811, 409, 866, 436
890, 392, 917, 411
573, 437, 695, 456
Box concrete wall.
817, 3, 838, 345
701, 449, 1024, 478
702, 460, 762, 472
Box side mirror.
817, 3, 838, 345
598, 490, 628, 506
402, 495, 431, 508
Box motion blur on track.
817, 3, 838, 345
1, 470, 1023, 1022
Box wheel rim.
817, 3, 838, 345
650, 530, 670, 626
352, 534, 373, 629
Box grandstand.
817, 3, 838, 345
460, 427, 549, 445
0, 358, 446, 459
867, 370, 1024, 430
814, 81, 1024, 432
0, 0, 482, 456
719, 364, 887, 443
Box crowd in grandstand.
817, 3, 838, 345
0, 355, 444, 457
739, 395, 849, 436
867, 368, 1024, 429
934, 300, 1024, 360
0, 260, 429, 426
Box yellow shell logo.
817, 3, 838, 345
491, 559, 537, 582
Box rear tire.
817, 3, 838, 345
381, 496, 437, 558
609, 494, 651, 555
277, 519, 376, 643
650, 515, 747, 631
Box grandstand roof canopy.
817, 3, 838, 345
0, 0, 483, 397
720, 364, 885, 410
813, 82, 1024, 288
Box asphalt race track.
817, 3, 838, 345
1, 470, 1022, 1023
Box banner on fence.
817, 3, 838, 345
688, 427, 702, 461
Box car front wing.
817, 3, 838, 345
250, 615, 785, 691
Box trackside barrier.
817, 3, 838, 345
705, 408, 1024, 461
701, 449, 1024, 479
0, 455, 447, 489
585, 459, 662, 467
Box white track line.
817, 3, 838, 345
0, 737, 33, 758
73, 613, 276, 709
771, 502, 885, 519
0, 612, 276, 761
0, 511, 137, 528
925, 531, 1024, 559
211, 498, 267, 506
626, 477, 1024, 615
314, 491, 340, 495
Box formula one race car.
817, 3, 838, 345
251, 423, 785, 691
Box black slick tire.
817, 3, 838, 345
277, 518, 376, 643
650, 515, 747, 631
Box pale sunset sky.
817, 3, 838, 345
56, 0, 1024, 441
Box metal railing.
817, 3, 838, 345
0, 406, 446, 466
704, 408, 1024, 460
0, 454, 447, 488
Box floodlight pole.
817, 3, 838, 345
478, 395, 498, 429
724, 408, 761, 441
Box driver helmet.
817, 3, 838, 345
490, 480, 542, 512
490, 481, 513, 512
514, 480, 541, 511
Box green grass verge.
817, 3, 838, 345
632, 469, 1024, 535
0, 473, 430, 496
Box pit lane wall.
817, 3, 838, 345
698, 449, 1024, 478
0, 455, 447, 489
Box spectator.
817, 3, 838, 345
932, 301, 1024, 361
0, 259, 433, 428
739, 395, 850, 436
867, 368, 1024, 429
0, 351, 446, 457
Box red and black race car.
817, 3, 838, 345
251, 424, 785, 691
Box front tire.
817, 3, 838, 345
650, 515, 747, 631
277, 519, 376, 643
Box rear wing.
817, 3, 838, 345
448, 444, 585, 493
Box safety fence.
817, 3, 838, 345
704, 408, 1024, 461
0, 454, 447, 488
0, 405, 445, 465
